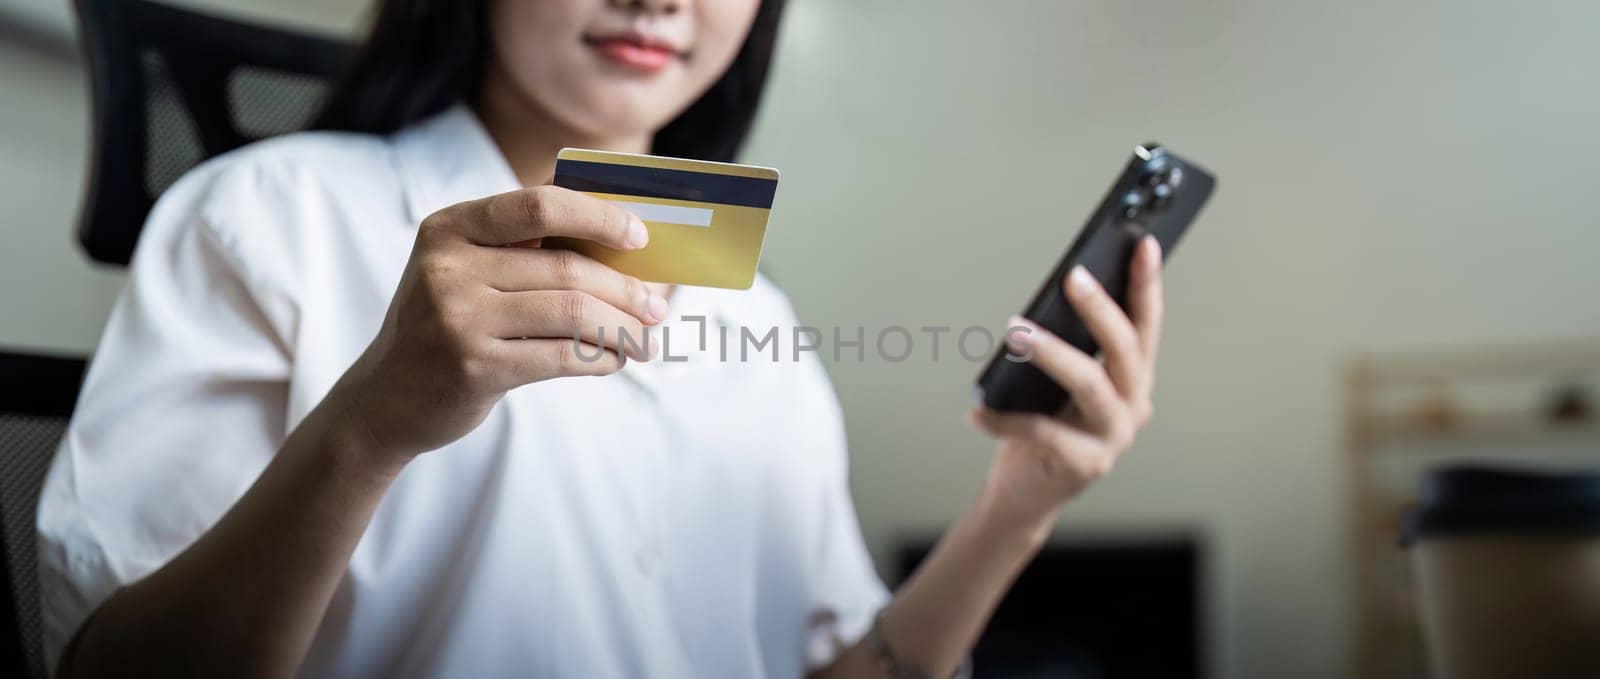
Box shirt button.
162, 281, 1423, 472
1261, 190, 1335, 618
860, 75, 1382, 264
635, 542, 665, 576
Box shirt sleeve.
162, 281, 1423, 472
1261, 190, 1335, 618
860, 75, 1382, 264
792, 346, 893, 670
34, 163, 296, 671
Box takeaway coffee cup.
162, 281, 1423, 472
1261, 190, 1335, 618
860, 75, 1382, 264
1402, 465, 1600, 679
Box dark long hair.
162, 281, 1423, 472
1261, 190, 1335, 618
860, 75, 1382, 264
313, 0, 787, 163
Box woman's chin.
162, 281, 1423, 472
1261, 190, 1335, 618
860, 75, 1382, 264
563, 99, 688, 144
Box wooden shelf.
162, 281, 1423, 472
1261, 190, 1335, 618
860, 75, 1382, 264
1352, 341, 1600, 386
1361, 411, 1600, 449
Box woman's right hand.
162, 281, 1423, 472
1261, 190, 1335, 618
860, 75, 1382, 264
321, 186, 669, 466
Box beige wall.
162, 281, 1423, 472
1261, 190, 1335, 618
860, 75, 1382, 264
0, 37, 119, 354
5, 1, 1599, 677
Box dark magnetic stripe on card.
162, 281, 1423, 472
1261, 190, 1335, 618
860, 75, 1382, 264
554, 159, 778, 208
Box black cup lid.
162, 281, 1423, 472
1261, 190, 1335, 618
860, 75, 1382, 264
1400, 464, 1600, 547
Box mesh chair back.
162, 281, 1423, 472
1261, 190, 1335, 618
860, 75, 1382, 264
0, 352, 88, 679
74, 0, 351, 266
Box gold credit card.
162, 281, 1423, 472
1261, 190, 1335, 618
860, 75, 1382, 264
546, 147, 780, 290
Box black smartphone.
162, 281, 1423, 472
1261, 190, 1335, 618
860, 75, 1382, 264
975, 142, 1216, 414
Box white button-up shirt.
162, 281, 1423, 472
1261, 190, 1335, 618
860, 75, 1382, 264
36, 104, 889, 678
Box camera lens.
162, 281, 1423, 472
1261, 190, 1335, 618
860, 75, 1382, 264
1150, 183, 1173, 211
1121, 189, 1145, 221
1164, 165, 1184, 189
1142, 164, 1167, 188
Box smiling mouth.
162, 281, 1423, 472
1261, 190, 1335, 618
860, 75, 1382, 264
582, 32, 686, 74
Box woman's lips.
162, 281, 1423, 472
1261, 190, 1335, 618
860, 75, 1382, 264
584, 33, 682, 74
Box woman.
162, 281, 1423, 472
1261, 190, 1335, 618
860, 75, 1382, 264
37, 0, 1166, 676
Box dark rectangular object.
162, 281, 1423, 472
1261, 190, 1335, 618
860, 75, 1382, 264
553, 158, 778, 208
897, 533, 1204, 678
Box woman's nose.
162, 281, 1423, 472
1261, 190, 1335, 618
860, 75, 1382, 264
608, 0, 683, 16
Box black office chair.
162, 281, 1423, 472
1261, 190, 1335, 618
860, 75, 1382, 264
0, 3, 350, 677
74, 0, 351, 265
0, 352, 87, 679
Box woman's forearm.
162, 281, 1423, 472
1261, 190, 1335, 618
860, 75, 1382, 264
58, 400, 406, 678
820, 487, 1054, 678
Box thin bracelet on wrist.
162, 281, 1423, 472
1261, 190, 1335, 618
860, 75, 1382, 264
867, 608, 932, 679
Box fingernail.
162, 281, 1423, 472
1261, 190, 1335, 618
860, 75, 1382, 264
647, 293, 670, 324
1143, 235, 1163, 267
626, 215, 649, 249
1006, 315, 1036, 345
1068, 266, 1095, 297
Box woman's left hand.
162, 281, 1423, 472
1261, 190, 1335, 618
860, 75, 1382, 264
966, 235, 1165, 536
